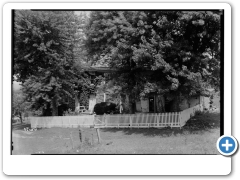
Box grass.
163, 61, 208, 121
12, 111, 220, 155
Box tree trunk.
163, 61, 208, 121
131, 101, 136, 114
124, 94, 134, 114
125, 95, 131, 113
52, 95, 58, 116
19, 112, 23, 123
155, 95, 165, 113
187, 98, 191, 108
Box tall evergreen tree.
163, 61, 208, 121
14, 10, 89, 116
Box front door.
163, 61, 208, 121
149, 97, 155, 112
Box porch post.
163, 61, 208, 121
75, 94, 79, 111
103, 80, 106, 102
104, 93, 106, 102
154, 95, 156, 113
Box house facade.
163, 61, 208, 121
87, 92, 209, 113
79, 65, 211, 113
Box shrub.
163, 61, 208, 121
194, 110, 204, 116
93, 102, 118, 115
63, 108, 77, 116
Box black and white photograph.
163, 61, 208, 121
11, 9, 223, 155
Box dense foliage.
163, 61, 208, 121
14, 10, 90, 116
85, 11, 221, 112
12, 88, 31, 121
13, 10, 221, 115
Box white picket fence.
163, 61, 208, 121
94, 104, 203, 128
179, 104, 203, 127
30, 115, 95, 128
94, 112, 181, 128
29, 104, 203, 129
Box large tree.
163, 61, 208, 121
14, 10, 89, 116
85, 11, 221, 113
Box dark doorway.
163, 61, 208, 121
149, 97, 154, 112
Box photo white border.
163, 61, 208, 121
2, 3, 231, 175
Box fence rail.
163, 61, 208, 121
29, 105, 203, 129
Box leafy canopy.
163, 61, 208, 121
14, 10, 90, 115
85, 11, 221, 101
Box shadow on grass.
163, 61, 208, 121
100, 112, 220, 137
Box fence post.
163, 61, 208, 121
163, 113, 165, 126
70, 131, 74, 149
91, 133, 94, 145
166, 113, 168, 126
79, 128, 82, 143
169, 113, 171, 127
104, 114, 106, 126
130, 115, 132, 128
179, 112, 182, 129
157, 114, 159, 127
96, 128, 101, 144
93, 114, 95, 127
175, 112, 178, 126
169, 113, 172, 127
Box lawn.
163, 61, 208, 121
12, 111, 220, 155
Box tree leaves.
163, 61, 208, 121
85, 10, 221, 105
14, 10, 89, 115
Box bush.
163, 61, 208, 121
194, 110, 204, 116
93, 102, 118, 115
63, 108, 77, 116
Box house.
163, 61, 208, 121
88, 92, 207, 113
79, 65, 211, 113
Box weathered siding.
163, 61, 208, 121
136, 101, 141, 112
141, 99, 149, 112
